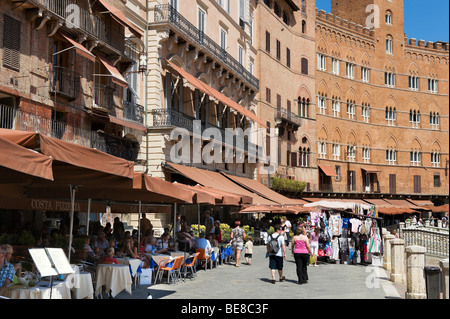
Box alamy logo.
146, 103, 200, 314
365, 5, 380, 29
65, 4, 81, 29
169, 121, 279, 175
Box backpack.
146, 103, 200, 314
268, 234, 280, 254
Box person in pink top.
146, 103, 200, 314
291, 227, 312, 284
309, 227, 320, 267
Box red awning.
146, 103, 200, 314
60, 33, 96, 62
98, 0, 143, 38
361, 167, 382, 173
165, 59, 267, 129
318, 165, 338, 177
98, 56, 128, 88
109, 115, 147, 132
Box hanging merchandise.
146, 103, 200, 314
329, 212, 342, 236
368, 227, 382, 254
368, 205, 378, 218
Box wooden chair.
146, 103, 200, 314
196, 249, 210, 271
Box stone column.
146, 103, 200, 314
437, 220, 443, 228
399, 222, 405, 238
440, 258, 449, 299
390, 238, 406, 284
383, 234, 395, 271
405, 245, 427, 299
425, 220, 430, 227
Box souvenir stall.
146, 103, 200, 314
303, 200, 383, 266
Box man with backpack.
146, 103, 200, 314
266, 224, 286, 284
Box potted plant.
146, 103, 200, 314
72, 236, 89, 263
13, 231, 36, 258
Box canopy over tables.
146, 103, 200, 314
304, 200, 372, 211
237, 204, 311, 214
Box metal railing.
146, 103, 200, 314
153, 4, 259, 91
0, 104, 138, 161
276, 108, 302, 127
49, 66, 81, 100
26, 0, 121, 52
123, 101, 144, 124
401, 227, 449, 258
151, 107, 262, 154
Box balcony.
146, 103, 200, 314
49, 66, 81, 101
93, 85, 114, 112
25, 0, 124, 53
153, 4, 259, 92
151, 107, 262, 155
275, 108, 302, 130
0, 103, 138, 162
123, 101, 144, 124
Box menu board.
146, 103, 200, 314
28, 248, 75, 278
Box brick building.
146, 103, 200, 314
312, 0, 449, 202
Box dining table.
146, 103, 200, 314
116, 257, 142, 278
70, 271, 94, 299
1, 280, 71, 299
95, 264, 133, 298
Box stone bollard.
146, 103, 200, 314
406, 220, 411, 227
440, 258, 449, 299
425, 220, 430, 227
383, 234, 395, 271
405, 245, 427, 299
390, 239, 406, 284
399, 222, 405, 237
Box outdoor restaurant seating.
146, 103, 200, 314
181, 252, 199, 279
195, 249, 210, 271
156, 256, 184, 285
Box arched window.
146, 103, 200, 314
386, 35, 393, 54
385, 11, 392, 24
302, 20, 306, 33
301, 57, 308, 74
274, 3, 281, 17
298, 97, 309, 118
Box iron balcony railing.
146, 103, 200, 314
49, 66, 81, 100
151, 107, 262, 155
123, 101, 144, 124
0, 103, 138, 162
153, 4, 259, 92
26, 0, 122, 52
276, 108, 302, 128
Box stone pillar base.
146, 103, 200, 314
391, 273, 405, 284
405, 292, 427, 299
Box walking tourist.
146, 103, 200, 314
292, 227, 312, 284
244, 236, 253, 265
230, 220, 246, 267
309, 226, 320, 267
267, 224, 286, 284
204, 210, 215, 236
281, 217, 292, 247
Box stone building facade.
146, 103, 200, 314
313, 0, 449, 199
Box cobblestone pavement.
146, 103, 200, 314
114, 245, 405, 300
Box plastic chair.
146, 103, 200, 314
157, 256, 184, 284
182, 253, 199, 279
196, 249, 210, 271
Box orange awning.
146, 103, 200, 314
59, 33, 96, 62
109, 115, 147, 132
98, 0, 143, 38
0, 136, 54, 182
98, 56, 128, 88
166, 162, 279, 205
221, 172, 307, 205
165, 59, 267, 129
422, 204, 449, 213
192, 185, 245, 205
318, 165, 338, 177
361, 167, 382, 173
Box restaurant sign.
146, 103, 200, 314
30, 199, 81, 212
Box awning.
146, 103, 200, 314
406, 199, 434, 207
318, 165, 338, 177
238, 204, 310, 214
59, 33, 96, 62
363, 199, 392, 207
172, 182, 217, 205
422, 204, 449, 213
377, 207, 418, 215
109, 115, 147, 132
383, 199, 421, 210
165, 59, 267, 129
191, 185, 246, 205
361, 167, 382, 173
165, 162, 276, 205
98, 0, 143, 38
0, 136, 54, 182
98, 56, 128, 88
0, 129, 134, 180
220, 172, 307, 205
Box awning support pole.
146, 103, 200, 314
86, 198, 91, 235
138, 200, 142, 249
68, 185, 78, 263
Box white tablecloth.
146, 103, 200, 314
70, 272, 94, 299
144, 254, 173, 267
117, 258, 142, 277
95, 264, 132, 298
2, 281, 71, 299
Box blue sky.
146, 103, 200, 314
315, 0, 449, 42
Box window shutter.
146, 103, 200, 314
413, 175, 421, 193
3, 15, 21, 71
291, 151, 297, 167
389, 174, 396, 194
266, 31, 270, 52
286, 48, 291, 68
301, 58, 308, 75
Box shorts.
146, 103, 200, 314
269, 255, 283, 270
310, 242, 319, 256
244, 253, 252, 258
